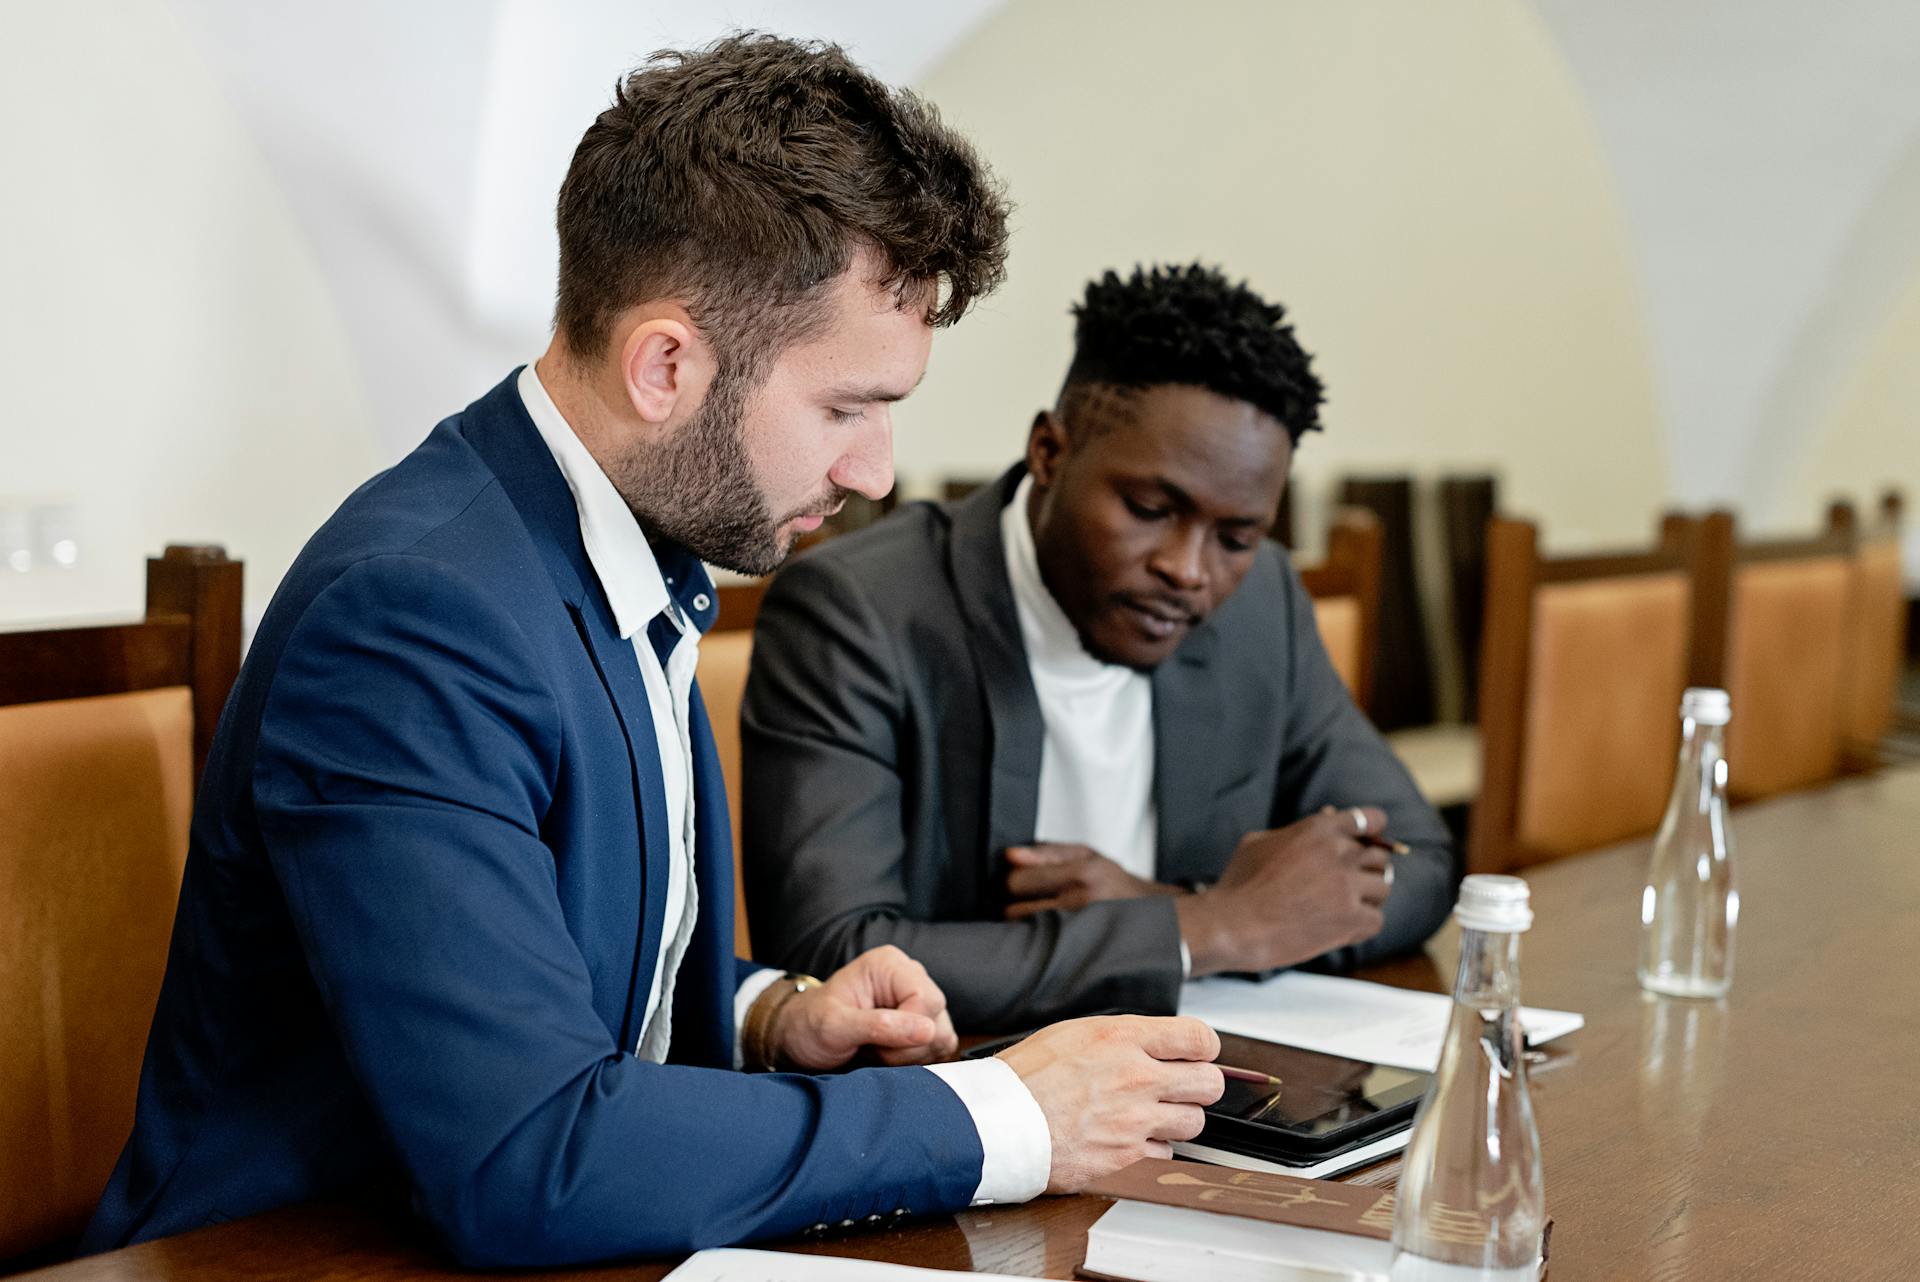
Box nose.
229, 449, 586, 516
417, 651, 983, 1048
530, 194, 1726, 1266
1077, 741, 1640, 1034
828, 409, 895, 502
1147, 523, 1208, 594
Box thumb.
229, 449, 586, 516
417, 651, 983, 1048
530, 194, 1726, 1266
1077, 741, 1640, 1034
847, 1007, 938, 1049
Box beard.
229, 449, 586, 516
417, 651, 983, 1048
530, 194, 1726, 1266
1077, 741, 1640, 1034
606, 369, 845, 577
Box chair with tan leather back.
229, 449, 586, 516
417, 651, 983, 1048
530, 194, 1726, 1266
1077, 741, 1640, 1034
697, 581, 766, 960
0, 545, 241, 1268
1685, 509, 1854, 801
1469, 517, 1702, 875
1297, 506, 1383, 717
1828, 492, 1908, 770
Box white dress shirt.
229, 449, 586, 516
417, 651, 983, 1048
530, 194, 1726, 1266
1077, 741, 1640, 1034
517, 363, 1048, 1205
1002, 475, 1190, 979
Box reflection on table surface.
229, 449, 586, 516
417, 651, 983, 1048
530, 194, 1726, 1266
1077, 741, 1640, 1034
29, 767, 1920, 1282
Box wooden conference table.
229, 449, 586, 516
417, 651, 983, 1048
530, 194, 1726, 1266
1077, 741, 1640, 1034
28, 766, 1920, 1282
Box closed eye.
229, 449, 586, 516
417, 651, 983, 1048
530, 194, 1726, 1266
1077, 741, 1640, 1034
1124, 498, 1169, 521
827, 406, 866, 424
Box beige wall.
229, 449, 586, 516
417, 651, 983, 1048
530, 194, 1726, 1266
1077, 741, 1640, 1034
0, 0, 382, 628
1792, 259, 1920, 568
907, 0, 1666, 551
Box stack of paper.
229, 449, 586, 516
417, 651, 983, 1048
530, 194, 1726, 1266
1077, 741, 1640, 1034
663, 1248, 1033, 1280
1179, 971, 1584, 1073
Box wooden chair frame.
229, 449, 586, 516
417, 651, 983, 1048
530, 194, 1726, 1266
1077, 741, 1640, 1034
1470, 517, 1703, 874
0, 545, 242, 784
1298, 506, 1384, 717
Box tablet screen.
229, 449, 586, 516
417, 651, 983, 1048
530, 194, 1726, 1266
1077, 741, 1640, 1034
1210, 1031, 1430, 1139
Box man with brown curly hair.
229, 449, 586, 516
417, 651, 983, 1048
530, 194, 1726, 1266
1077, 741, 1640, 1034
82, 37, 1222, 1267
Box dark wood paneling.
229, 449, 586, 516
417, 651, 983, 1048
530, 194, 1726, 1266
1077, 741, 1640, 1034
1338, 476, 1434, 730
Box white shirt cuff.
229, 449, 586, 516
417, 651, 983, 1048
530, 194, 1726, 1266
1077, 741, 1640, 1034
731, 967, 784, 1070
925, 1056, 1051, 1206
1179, 938, 1193, 981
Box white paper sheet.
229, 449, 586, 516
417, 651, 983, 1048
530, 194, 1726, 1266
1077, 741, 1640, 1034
1179, 972, 1583, 1073
663, 1248, 1034, 1281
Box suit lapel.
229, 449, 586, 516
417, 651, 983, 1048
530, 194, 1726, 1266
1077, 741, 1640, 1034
1152, 622, 1225, 885
461, 372, 672, 1052
947, 467, 1045, 868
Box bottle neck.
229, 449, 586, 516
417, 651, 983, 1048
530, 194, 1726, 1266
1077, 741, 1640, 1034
1451, 926, 1523, 1009
1674, 716, 1728, 811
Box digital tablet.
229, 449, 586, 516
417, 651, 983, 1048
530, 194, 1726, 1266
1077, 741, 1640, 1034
964, 1024, 1430, 1163
1200, 1030, 1429, 1161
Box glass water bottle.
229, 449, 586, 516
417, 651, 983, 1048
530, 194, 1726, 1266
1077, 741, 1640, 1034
1391, 875, 1546, 1281
1638, 687, 1738, 999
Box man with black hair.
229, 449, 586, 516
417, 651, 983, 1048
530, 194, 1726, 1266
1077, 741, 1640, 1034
744, 263, 1455, 1032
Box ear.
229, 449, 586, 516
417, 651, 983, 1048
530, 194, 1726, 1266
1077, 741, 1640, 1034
617, 312, 713, 426
1025, 409, 1072, 490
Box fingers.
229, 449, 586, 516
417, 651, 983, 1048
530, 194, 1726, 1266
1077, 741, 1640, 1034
1143, 1140, 1175, 1161
851, 945, 949, 1019
1006, 861, 1082, 898
1355, 872, 1392, 908
1322, 804, 1391, 840
1122, 1015, 1220, 1063
1352, 843, 1390, 875
842, 1006, 939, 1051
1146, 1102, 1210, 1143
1005, 843, 1092, 866
1161, 1061, 1227, 1105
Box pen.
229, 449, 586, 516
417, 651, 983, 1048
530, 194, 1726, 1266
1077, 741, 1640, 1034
1219, 1064, 1284, 1087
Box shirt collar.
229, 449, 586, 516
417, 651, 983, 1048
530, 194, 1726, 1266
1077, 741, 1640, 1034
516, 362, 715, 639
1001, 472, 1135, 683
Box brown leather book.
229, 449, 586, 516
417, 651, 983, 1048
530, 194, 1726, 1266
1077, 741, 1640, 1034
1080, 1159, 1550, 1282
1085, 1157, 1394, 1239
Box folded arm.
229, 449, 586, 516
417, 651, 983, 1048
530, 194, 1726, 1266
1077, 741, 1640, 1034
741, 556, 1186, 1033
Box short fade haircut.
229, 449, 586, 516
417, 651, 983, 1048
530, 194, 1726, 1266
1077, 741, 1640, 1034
554, 33, 1010, 374
1061, 263, 1325, 444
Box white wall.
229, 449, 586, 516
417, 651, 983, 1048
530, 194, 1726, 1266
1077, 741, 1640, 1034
909, 0, 1668, 552
0, 0, 383, 628
1536, 0, 1920, 572
6, 1, 1919, 632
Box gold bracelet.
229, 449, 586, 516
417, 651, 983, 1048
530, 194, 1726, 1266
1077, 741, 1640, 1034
742, 972, 822, 1072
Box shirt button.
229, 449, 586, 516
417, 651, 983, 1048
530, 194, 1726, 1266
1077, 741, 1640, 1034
692, 592, 711, 612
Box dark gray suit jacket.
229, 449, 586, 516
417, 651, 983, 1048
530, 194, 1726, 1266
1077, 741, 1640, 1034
742, 466, 1455, 1032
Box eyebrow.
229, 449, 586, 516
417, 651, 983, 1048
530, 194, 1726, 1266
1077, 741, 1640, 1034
1149, 476, 1266, 527
824, 369, 927, 404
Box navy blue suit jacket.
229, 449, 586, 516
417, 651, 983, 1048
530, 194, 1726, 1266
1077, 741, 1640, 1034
80, 372, 984, 1266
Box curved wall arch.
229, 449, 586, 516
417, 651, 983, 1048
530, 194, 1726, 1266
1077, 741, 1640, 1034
907, 0, 1667, 548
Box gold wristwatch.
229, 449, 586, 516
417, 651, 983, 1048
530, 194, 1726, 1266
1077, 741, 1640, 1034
742, 972, 822, 1072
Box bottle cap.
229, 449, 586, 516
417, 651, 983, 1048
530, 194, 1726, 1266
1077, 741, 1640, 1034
1454, 874, 1533, 932
1681, 687, 1731, 726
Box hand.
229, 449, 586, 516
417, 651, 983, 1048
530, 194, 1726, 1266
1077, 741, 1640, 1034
1003, 843, 1183, 919
996, 1015, 1224, 1193
771, 945, 960, 1072
1176, 806, 1393, 976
